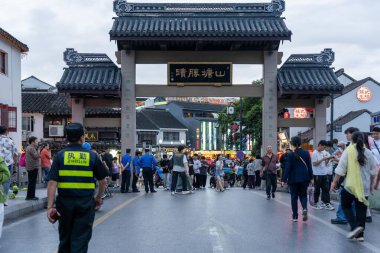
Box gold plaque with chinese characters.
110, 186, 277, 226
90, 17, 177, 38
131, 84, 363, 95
168, 62, 232, 86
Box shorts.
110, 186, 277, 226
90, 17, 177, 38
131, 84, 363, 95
189, 167, 195, 176
112, 173, 120, 181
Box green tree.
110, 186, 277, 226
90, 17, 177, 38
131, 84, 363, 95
218, 79, 263, 154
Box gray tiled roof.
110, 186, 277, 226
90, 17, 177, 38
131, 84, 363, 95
137, 112, 159, 130
22, 93, 71, 115
0, 28, 29, 52
278, 49, 344, 94
110, 0, 291, 50
141, 109, 187, 129
57, 49, 121, 93
327, 109, 372, 132
168, 101, 226, 112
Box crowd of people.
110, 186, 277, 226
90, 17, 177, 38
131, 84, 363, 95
0, 124, 380, 244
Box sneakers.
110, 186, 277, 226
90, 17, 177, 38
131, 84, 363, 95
347, 226, 364, 239
312, 203, 323, 210
267, 195, 271, 200
171, 191, 175, 195
292, 218, 298, 222
355, 237, 364, 242
182, 191, 190, 195
272, 193, 275, 199
302, 209, 308, 221
366, 216, 372, 223
324, 203, 335, 211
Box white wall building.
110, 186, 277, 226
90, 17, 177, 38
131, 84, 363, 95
0, 28, 29, 149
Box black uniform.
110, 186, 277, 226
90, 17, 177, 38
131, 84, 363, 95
49, 144, 108, 253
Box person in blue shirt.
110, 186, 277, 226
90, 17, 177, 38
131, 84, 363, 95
131, 151, 141, 193
120, 149, 132, 193
139, 148, 157, 193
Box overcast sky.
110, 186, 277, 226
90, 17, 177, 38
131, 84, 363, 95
1, 0, 379, 85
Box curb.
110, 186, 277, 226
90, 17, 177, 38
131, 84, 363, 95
4, 197, 48, 221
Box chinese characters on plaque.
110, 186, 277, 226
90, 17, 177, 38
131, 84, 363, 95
356, 86, 372, 102
168, 63, 232, 85
293, 108, 308, 119
84, 131, 98, 141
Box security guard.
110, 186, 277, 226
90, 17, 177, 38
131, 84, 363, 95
47, 123, 109, 253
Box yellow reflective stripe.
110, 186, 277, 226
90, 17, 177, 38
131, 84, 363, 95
58, 182, 95, 189
59, 170, 94, 177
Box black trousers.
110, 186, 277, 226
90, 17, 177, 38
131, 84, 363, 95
248, 175, 255, 189
289, 182, 308, 218
120, 170, 131, 193
194, 174, 202, 188
142, 167, 154, 193
200, 174, 207, 188
56, 196, 95, 253
242, 174, 248, 189
26, 169, 38, 198
132, 173, 139, 191
255, 171, 261, 187
341, 188, 367, 235
314, 175, 330, 204
171, 171, 188, 192
266, 173, 277, 196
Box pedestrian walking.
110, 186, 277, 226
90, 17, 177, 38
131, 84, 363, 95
160, 154, 170, 190
254, 155, 262, 188
40, 143, 52, 188
193, 154, 202, 189
199, 156, 209, 189
0, 156, 10, 238
139, 149, 157, 193
247, 159, 255, 189
370, 127, 380, 190
25, 136, 41, 200
132, 151, 141, 192
47, 123, 108, 253
0, 126, 19, 205
215, 154, 225, 192
331, 132, 378, 241
111, 157, 121, 188
120, 149, 131, 193
311, 140, 335, 210
261, 145, 279, 199
171, 146, 190, 195
283, 136, 313, 222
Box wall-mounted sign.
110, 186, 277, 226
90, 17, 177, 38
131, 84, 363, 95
85, 131, 98, 141
294, 108, 308, 119
335, 125, 342, 132
168, 62, 232, 85
357, 86, 372, 102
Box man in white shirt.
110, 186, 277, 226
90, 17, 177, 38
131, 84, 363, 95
171, 146, 190, 195
193, 154, 202, 189
312, 140, 334, 210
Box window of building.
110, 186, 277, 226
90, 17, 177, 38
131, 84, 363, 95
7, 107, 17, 132
163, 132, 179, 142
22, 116, 34, 132
0, 51, 6, 75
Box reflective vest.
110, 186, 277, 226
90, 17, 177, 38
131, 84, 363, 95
57, 148, 96, 197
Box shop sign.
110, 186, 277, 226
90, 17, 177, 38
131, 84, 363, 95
294, 108, 308, 119
335, 125, 342, 132
168, 62, 232, 85
356, 86, 372, 102
85, 131, 98, 141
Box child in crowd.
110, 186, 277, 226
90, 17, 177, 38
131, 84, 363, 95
112, 157, 121, 188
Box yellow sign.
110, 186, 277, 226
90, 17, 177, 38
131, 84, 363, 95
85, 132, 98, 141
64, 151, 90, 167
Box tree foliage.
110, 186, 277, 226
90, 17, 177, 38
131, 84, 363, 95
218, 79, 263, 154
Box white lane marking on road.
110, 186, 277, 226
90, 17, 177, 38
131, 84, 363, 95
193, 218, 237, 253
251, 191, 380, 253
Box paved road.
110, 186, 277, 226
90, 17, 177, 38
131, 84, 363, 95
1, 187, 380, 253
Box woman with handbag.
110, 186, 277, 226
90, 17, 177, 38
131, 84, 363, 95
283, 136, 314, 222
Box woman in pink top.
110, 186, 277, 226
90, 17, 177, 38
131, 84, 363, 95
40, 143, 51, 187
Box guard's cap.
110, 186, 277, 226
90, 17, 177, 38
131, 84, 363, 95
65, 123, 84, 142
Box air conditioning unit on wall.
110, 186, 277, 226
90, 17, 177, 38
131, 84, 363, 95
49, 125, 64, 137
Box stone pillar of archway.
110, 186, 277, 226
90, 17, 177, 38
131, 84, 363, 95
121, 50, 136, 156
313, 98, 327, 147
262, 51, 278, 155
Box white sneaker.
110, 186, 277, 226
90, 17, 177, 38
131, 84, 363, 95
356, 237, 364, 242
347, 226, 364, 239
312, 203, 323, 210
324, 203, 335, 211
182, 191, 190, 195
319, 202, 327, 208
171, 191, 175, 195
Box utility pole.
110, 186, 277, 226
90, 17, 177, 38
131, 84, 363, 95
330, 94, 334, 141
240, 97, 243, 150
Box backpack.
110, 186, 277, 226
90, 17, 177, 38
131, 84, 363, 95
0, 157, 11, 204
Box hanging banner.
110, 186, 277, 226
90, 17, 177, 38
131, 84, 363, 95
168, 62, 232, 85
